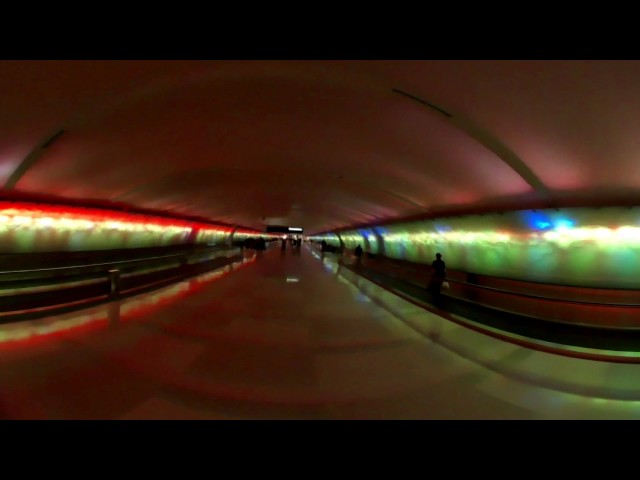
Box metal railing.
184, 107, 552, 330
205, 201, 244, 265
0, 245, 244, 323
340, 251, 640, 329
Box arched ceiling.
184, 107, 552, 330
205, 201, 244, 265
1, 60, 639, 233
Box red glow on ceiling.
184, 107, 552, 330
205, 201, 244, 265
0, 201, 263, 234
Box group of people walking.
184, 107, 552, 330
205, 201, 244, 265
244, 237, 266, 250
349, 243, 449, 298
354, 245, 447, 297
281, 236, 302, 254
319, 240, 449, 302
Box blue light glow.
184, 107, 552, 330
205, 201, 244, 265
554, 218, 575, 230
522, 211, 553, 231
435, 225, 452, 233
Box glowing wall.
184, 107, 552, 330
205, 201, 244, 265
308, 233, 341, 247
0, 202, 242, 253
327, 207, 640, 289
232, 230, 278, 242
195, 228, 233, 246
337, 229, 379, 254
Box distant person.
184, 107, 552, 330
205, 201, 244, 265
428, 252, 447, 298
354, 244, 363, 265
281, 238, 287, 250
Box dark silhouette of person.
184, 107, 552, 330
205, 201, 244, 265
354, 244, 363, 265
281, 238, 287, 250
428, 253, 447, 300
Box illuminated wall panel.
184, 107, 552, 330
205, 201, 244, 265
338, 231, 364, 250
309, 233, 341, 247
336, 229, 381, 254
233, 229, 265, 242
196, 227, 232, 246
0, 202, 245, 253
332, 207, 640, 289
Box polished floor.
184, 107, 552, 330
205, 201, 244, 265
1, 245, 640, 419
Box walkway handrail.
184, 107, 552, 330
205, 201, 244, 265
365, 256, 640, 307
0, 245, 244, 321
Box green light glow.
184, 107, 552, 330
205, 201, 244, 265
309, 233, 341, 247
321, 207, 640, 288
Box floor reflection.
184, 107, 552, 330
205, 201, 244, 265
310, 248, 640, 410
2, 246, 640, 418
0, 254, 256, 350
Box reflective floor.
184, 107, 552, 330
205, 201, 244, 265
1, 246, 640, 419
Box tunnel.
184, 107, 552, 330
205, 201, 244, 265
1, 60, 640, 419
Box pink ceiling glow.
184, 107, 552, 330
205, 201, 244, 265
1, 60, 638, 233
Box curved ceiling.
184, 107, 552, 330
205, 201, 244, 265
1, 60, 639, 233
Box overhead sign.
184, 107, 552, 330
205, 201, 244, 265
265, 225, 304, 233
